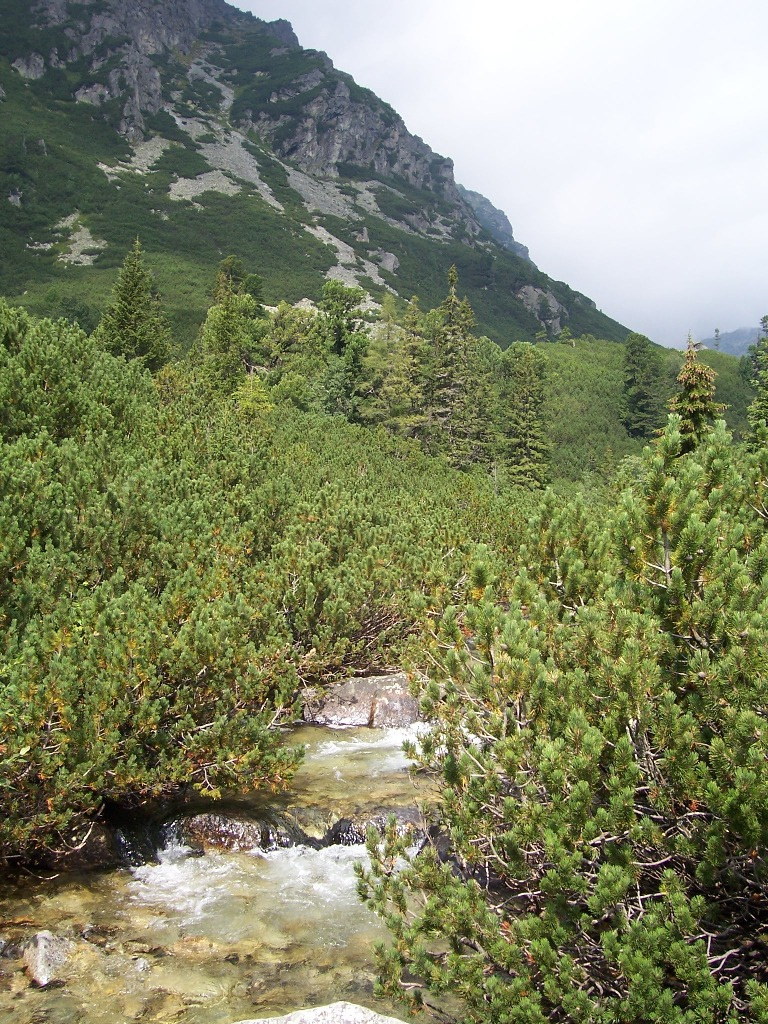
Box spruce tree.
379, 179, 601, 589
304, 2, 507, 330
669, 333, 724, 452
622, 331, 665, 438
198, 276, 265, 389
215, 254, 264, 304
366, 297, 430, 437
318, 279, 366, 357
317, 280, 369, 419
94, 239, 171, 373
425, 267, 492, 468
747, 315, 768, 435
498, 342, 550, 487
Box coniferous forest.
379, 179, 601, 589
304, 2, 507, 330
2, 239, 768, 1022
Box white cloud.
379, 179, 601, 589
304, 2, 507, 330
234, 0, 768, 346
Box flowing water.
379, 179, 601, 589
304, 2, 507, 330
0, 725, 430, 1024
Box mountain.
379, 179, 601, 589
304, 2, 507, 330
0, 0, 628, 346
701, 326, 759, 358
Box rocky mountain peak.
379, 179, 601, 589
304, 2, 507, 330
0, 0, 627, 346
34, 0, 233, 56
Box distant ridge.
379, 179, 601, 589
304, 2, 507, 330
701, 327, 759, 357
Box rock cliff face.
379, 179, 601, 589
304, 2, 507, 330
458, 184, 531, 262
25, 0, 288, 137
24, 0, 480, 222
34, 0, 233, 57
249, 76, 463, 204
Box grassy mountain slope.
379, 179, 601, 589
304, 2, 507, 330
543, 337, 752, 481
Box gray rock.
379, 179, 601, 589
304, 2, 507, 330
75, 82, 111, 105
264, 19, 300, 49
369, 250, 399, 273
303, 673, 419, 728
172, 811, 311, 852
30, 0, 240, 136
12, 53, 46, 79
23, 931, 72, 987
248, 75, 474, 234
457, 184, 531, 262
323, 812, 423, 847
516, 284, 567, 336
233, 1001, 407, 1024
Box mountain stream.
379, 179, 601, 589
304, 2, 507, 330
0, 725, 431, 1024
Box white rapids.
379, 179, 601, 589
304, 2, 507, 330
0, 725, 431, 1024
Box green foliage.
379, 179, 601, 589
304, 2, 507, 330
420, 266, 493, 468
361, 297, 431, 438
93, 239, 172, 372
215, 255, 265, 304
670, 336, 726, 453
152, 142, 211, 179
0, 1, 74, 62
623, 331, 666, 438
360, 416, 768, 1022
361, 273, 504, 474
222, 25, 328, 124
498, 343, 550, 487
0, 300, 525, 866
747, 316, 768, 436
374, 186, 432, 224
196, 279, 266, 387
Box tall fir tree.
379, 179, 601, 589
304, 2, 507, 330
365, 297, 430, 437
197, 276, 265, 390
669, 333, 724, 452
94, 239, 171, 373
622, 331, 665, 438
425, 266, 492, 468
317, 280, 369, 419
747, 315, 768, 436
498, 342, 550, 487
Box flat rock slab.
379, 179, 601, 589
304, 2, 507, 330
234, 1001, 407, 1024
303, 673, 419, 728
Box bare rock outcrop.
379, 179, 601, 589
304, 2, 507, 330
250, 77, 466, 209
517, 284, 569, 335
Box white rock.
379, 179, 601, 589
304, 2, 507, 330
233, 1002, 407, 1024
23, 931, 72, 987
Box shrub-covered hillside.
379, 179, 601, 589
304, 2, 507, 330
0, 290, 532, 866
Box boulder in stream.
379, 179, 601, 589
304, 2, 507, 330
172, 811, 315, 852
303, 673, 419, 728
234, 1002, 408, 1024
323, 811, 423, 847
23, 930, 72, 987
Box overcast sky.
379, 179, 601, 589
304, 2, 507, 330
233, 1, 767, 348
